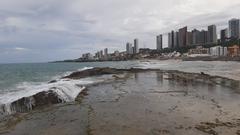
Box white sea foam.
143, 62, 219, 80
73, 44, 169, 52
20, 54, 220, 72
0, 67, 100, 114
77, 67, 93, 71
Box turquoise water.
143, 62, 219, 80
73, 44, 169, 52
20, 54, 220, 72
0, 61, 138, 92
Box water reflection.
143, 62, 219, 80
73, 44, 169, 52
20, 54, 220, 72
156, 72, 163, 84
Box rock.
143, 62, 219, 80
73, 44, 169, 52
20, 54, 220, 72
62, 67, 123, 79
75, 88, 88, 103
9, 90, 64, 113
62, 67, 157, 79
48, 80, 57, 84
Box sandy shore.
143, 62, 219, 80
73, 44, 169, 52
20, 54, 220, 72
0, 69, 240, 135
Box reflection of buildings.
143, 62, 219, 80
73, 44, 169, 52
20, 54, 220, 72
156, 72, 163, 83
134, 73, 139, 81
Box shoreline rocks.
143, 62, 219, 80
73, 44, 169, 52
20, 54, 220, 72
1, 67, 240, 118
0, 90, 64, 115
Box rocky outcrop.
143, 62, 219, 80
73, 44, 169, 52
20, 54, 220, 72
62, 67, 155, 79
63, 67, 240, 90
62, 67, 123, 79
2, 67, 239, 116
1, 90, 64, 114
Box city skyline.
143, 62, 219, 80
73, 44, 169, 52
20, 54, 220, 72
87, 17, 240, 58
0, 0, 240, 63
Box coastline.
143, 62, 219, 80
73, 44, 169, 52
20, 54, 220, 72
182, 56, 240, 62
0, 67, 240, 134
53, 56, 240, 65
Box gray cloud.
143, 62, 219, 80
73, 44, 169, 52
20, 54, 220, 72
0, 0, 240, 63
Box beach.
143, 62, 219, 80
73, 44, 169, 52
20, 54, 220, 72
0, 61, 240, 135
0, 66, 240, 134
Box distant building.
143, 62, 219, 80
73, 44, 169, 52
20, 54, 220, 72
199, 30, 208, 44
220, 28, 228, 42
104, 48, 108, 56
192, 29, 200, 45
168, 31, 174, 49
168, 33, 171, 48
228, 45, 240, 57
205, 30, 210, 44
134, 38, 139, 54
113, 50, 120, 57
82, 53, 93, 60
189, 46, 209, 55
132, 46, 135, 54
100, 50, 104, 58
126, 42, 133, 54
173, 32, 179, 48
186, 32, 193, 46
229, 18, 240, 39
208, 25, 217, 43
178, 26, 187, 47
210, 46, 228, 56
139, 48, 151, 54
156, 35, 163, 50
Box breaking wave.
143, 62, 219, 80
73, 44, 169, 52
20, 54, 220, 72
0, 67, 98, 115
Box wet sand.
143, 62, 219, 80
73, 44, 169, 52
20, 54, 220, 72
1, 71, 240, 135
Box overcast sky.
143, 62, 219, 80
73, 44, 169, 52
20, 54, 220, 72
0, 0, 240, 63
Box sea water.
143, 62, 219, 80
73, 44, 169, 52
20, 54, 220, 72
0, 60, 240, 109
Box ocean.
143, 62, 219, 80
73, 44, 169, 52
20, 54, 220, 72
0, 60, 240, 112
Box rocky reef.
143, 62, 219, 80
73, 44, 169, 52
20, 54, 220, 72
1, 67, 240, 135
1, 67, 240, 122
62, 67, 149, 79
64, 67, 240, 90
0, 90, 64, 115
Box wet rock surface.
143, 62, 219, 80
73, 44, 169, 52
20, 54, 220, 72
0, 90, 64, 116
62, 67, 156, 79
0, 68, 240, 135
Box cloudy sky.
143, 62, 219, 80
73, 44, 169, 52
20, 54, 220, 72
0, 0, 240, 63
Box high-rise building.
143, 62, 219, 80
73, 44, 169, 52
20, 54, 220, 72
100, 50, 104, 58
168, 33, 171, 48
178, 27, 187, 47
132, 47, 135, 54
186, 32, 193, 46
192, 29, 200, 45
208, 25, 217, 43
168, 31, 174, 49
204, 31, 210, 44
156, 35, 163, 50
198, 30, 204, 44
229, 18, 240, 39
104, 48, 108, 56
220, 28, 228, 42
199, 30, 208, 44
134, 38, 139, 54
126, 42, 133, 54
173, 32, 179, 48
